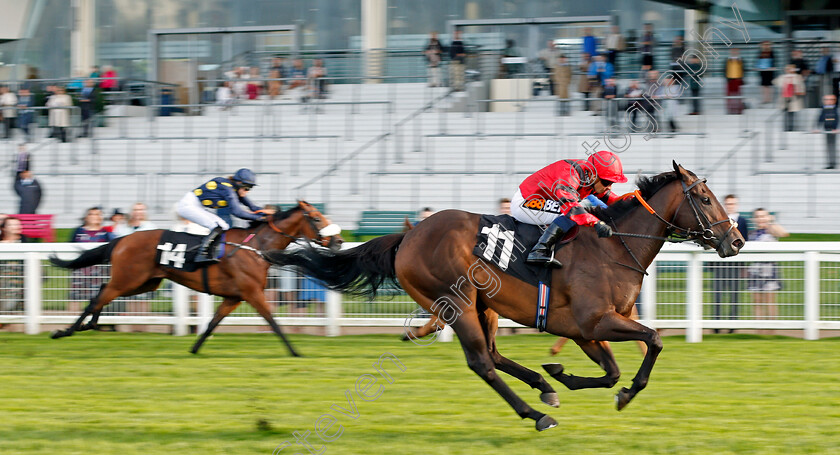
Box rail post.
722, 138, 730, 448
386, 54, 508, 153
24, 252, 42, 335
686, 252, 703, 343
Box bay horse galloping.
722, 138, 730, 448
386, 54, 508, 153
49, 201, 343, 355
264, 163, 743, 430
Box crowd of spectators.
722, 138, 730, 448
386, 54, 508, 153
215, 59, 329, 111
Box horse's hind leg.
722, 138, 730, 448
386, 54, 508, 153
51, 284, 125, 339
190, 297, 241, 354
543, 340, 621, 390
479, 308, 559, 408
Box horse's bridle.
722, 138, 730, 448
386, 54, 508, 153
266, 205, 340, 248
609, 178, 736, 274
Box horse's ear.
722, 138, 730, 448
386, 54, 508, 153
672, 161, 685, 180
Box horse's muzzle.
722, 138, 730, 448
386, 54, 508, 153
717, 236, 743, 258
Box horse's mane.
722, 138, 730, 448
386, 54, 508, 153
589, 171, 687, 222
247, 205, 302, 229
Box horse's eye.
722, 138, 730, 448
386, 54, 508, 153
701, 197, 711, 205
313, 217, 321, 223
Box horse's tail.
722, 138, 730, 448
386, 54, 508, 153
263, 233, 406, 298
49, 238, 123, 270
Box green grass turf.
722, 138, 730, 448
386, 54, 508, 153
1, 333, 839, 454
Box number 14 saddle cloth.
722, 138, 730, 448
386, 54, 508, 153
155, 230, 226, 272
472, 214, 577, 288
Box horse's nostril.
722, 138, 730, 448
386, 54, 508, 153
732, 239, 744, 249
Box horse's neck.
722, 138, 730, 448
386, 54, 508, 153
253, 216, 299, 251
615, 183, 682, 270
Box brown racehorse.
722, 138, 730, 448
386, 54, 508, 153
264, 163, 744, 430
49, 201, 343, 355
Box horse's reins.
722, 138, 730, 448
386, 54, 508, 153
608, 178, 736, 275
223, 206, 335, 258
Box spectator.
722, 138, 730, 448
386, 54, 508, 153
725, 48, 744, 115
604, 25, 625, 71
307, 59, 328, 101
246, 66, 263, 100
78, 79, 97, 138
16, 87, 35, 142
757, 41, 777, 105
577, 53, 593, 111
640, 23, 655, 69
659, 77, 680, 135
1, 85, 18, 139
0, 217, 25, 313
69, 207, 114, 303
14, 170, 42, 214
232, 67, 248, 99
46, 86, 73, 142
415, 207, 434, 225
638, 70, 660, 127
0, 216, 23, 242
581, 27, 597, 59
814, 94, 839, 170
114, 202, 157, 237
775, 64, 806, 132
267, 69, 283, 99
424, 32, 444, 88
216, 82, 234, 110
538, 40, 560, 95
790, 49, 810, 80
603, 77, 619, 127
449, 30, 467, 91
589, 53, 614, 86
501, 39, 523, 77
685, 54, 703, 115
104, 208, 126, 234
553, 54, 572, 115
100, 65, 118, 91
498, 198, 511, 216
669, 34, 685, 77
14, 143, 31, 180
624, 80, 643, 123
816, 47, 835, 99
89, 65, 101, 79
711, 195, 749, 333
271, 57, 288, 79
289, 59, 307, 90
747, 208, 788, 327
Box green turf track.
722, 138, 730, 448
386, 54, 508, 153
2, 333, 839, 454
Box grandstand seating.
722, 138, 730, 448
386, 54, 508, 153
354, 210, 416, 237
1, 77, 837, 234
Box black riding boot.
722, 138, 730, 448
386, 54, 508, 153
195, 226, 224, 263
526, 222, 569, 268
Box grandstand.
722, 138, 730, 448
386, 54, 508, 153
0, 74, 835, 234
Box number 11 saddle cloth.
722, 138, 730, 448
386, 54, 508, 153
472, 214, 576, 288
155, 230, 226, 272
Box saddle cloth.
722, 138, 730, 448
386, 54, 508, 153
155, 230, 226, 272
472, 214, 576, 288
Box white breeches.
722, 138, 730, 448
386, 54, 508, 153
176, 192, 230, 230
509, 189, 562, 226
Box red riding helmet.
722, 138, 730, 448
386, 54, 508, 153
588, 150, 628, 183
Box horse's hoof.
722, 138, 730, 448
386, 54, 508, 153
540, 392, 560, 408
542, 363, 564, 378
616, 387, 632, 411
50, 330, 68, 339
535, 414, 558, 432
291, 351, 303, 358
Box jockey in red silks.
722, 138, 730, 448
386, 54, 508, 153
510, 150, 629, 268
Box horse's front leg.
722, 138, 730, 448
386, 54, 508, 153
586, 311, 663, 410
543, 339, 621, 391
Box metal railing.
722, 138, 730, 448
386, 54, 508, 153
2, 242, 840, 342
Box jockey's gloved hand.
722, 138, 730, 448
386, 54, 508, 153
595, 221, 613, 238
258, 214, 270, 222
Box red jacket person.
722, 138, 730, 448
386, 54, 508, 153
510, 150, 628, 267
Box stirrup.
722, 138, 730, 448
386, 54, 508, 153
527, 249, 563, 268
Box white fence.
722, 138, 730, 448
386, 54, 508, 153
1, 242, 840, 342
